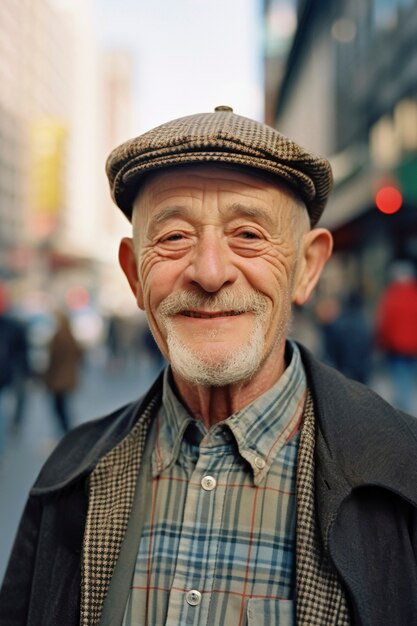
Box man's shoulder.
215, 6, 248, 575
299, 342, 417, 427
31, 375, 163, 495
298, 343, 417, 496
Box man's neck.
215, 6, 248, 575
171, 351, 287, 428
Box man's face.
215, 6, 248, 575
121, 166, 319, 387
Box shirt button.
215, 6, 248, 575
186, 589, 202, 606
201, 475, 217, 491
254, 456, 266, 470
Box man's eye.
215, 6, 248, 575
238, 230, 260, 240
163, 233, 183, 242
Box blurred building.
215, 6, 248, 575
0, 0, 82, 288
0, 3, 21, 269
96, 48, 139, 317
264, 0, 298, 126
0, 1, 137, 315
100, 49, 135, 254
268, 0, 417, 303
0, 0, 69, 281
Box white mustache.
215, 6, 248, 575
157, 289, 268, 318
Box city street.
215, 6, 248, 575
0, 349, 162, 583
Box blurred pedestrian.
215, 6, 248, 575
314, 294, 341, 363
323, 290, 373, 384
142, 325, 166, 371
105, 313, 123, 369
42, 309, 83, 434
0, 284, 30, 460
376, 260, 417, 413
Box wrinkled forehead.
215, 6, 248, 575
133, 163, 304, 212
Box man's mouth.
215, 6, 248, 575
181, 310, 243, 319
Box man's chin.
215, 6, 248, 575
168, 342, 263, 387
172, 363, 257, 388
184, 343, 236, 362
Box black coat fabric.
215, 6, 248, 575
1, 346, 417, 625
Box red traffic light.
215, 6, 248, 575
375, 186, 403, 214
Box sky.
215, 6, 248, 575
90, 0, 264, 132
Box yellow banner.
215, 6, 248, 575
28, 118, 67, 223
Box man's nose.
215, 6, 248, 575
184, 232, 239, 292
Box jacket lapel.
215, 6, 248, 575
80, 393, 159, 626
296, 389, 350, 625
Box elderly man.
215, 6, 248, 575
2, 108, 417, 626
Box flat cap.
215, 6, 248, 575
106, 107, 333, 226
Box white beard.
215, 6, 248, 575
163, 313, 266, 386
156, 288, 289, 387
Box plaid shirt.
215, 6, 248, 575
122, 342, 306, 626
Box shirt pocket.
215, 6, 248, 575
247, 597, 295, 626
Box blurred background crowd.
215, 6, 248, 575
1, 0, 417, 580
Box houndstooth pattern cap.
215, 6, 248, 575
105, 106, 333, 226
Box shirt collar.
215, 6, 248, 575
151, 367, 198, 476
153, 340, 306, 483
227, 341, 306, 484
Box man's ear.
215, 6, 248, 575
292, 228, 333, 306
118, 237, 145, 310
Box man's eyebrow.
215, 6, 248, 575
150, 205, 188, 226
225, 203, 275, 228
146, 206, 190, 237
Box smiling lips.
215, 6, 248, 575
181, 310, 243, 319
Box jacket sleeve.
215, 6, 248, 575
0, 495, 42, 625
0, 484, 87, 626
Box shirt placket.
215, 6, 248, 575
165, 438, 230, 626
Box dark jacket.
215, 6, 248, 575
0, 315, 30, 388
2, 345, 417, 625
42, 313, 83, 393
